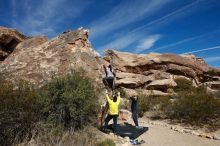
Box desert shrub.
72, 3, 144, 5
117, 88, 127, 98
119, 98, 130, 110
216, 91, 220, 98
173, 78, 193, 93
169, 86, 220, 125
207, 69, 220, 76
19, 127, 98, 146
96, 139, 115, 146
134, 78, 220, 127
0, 80, 42, 146
0, 72, 101, 145
138, 95, 150, 117
138, 94, 171, 117
41, 72, 98, 130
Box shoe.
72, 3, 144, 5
130, 139, 138, 145
133, 141, 138, 145
130, 139, 137, 142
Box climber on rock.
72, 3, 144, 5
101, 63, 115, 90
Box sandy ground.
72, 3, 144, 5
136, 123, 220, 146
115, 117, 218, 146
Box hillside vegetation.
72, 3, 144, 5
1, 70, 220, 145
138, 78, 220, 128
0, 71, 102, 146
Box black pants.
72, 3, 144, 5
103, 77, 115, 90
104, 114, 118, 133
132, 112, 139, 126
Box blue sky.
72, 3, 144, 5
0, 0, 220, 67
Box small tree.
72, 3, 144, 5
41, 71, 99, 130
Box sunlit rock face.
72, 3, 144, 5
0, 27, 103, 86
104, 50, 220, 95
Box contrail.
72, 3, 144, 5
152, 29, 220, 52
181, 45, 220, 55
129, 0, 201, 34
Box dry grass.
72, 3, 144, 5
18, 127, 115, 146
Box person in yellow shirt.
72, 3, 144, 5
103, 90, 120, 133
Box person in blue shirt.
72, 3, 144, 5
130, 96, 142, 129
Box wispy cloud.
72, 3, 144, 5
152, 30, 220, 52
97, 0, 219, 53
204, 56, 220, 63
96, 0, 207, 52
136, 35, 161, 53
99, 33, 141, 52
89, 0, 171, 39
181, 45, 220, 54
10, 0, 90, 37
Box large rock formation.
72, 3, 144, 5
104, 50, 220, 95
0, 26, 219, 96
0, 27, 26, 61
0, 27, 103, 86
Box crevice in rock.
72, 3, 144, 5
0, 36, 23, 61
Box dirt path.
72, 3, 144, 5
115, 118, 220, 146
136, 123, 220, 146
134, 120, 220, 146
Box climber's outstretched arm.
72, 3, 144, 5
117, 92, 120, 103
105, 90, 111, 103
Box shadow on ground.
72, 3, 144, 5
102, 122, 149, 139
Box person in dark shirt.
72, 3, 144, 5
130, 96, 142, 129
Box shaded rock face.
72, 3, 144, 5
123, 88, 169, 97
104, 50, 220, 95
0, 28, 103, 86
0, 27, 26, 61
204, 81, 220, 90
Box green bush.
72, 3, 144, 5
0, 80, 42, 146
131, 78, 220, 127
138, 93, 171, 117
207, 69, 220, 76
0, 71, 99, 145
169, 85, 220, 125
117, 88, 127, 98
166, 78, 220, 126
173, 78, 193, 93
41, 72, 98, 129
138, 95, 150, 117
96, 139, 115, 146
216, 91, 220, 98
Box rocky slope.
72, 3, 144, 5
0, 27, 104, 86
0, 26, 219, 95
